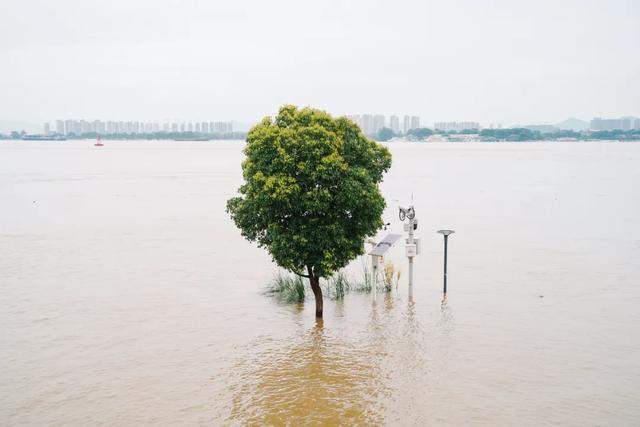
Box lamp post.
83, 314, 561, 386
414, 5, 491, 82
437, 230, 454, 296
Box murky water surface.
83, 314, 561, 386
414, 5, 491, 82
1, 140, 639, 425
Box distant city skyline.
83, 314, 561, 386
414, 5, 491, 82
346, 114, 421, 135
44, 119, 234, 136
23, 114, 640, 136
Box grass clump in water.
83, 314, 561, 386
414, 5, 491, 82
350, 260, 374, 293
265, 272, 306, 303
349, 259, 401, 293
323, 271, 352, 300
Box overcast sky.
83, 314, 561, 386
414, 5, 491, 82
2, 0, 639, 126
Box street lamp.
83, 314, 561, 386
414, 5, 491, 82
437, 230, 454, 296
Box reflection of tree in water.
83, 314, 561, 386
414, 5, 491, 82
223, 293, 458, 424
227, 320, 386, 425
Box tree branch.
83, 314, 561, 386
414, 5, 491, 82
292, 269, 310, 279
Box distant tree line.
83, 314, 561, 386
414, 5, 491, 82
479, 128, 640, 141
367, 127, 640, 142
375, 127, 436, 141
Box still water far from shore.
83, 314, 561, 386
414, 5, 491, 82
1, 140, 639, 425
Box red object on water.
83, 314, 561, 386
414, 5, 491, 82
94, 135, 104, 146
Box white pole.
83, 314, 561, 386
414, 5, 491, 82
408, 217, 414, 291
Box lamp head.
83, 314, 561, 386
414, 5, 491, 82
437, 229, 455, 236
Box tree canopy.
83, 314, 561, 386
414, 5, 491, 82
376, 127, 395, 141
406, 127, 434, 139
226, 105, 392, 317
479, 128, 543, 141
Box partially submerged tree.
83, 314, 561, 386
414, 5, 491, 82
226, 105, 392, 318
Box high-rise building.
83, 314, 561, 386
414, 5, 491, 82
411, 116, 420, 130
403, 115, 411, 134
180, 123, 186, 133
187, 122, 193, 132
214, 121, 232, 133
80, 120, 92, 134
590, 117, 631, 130
622, 117, 634, 130
56, 120, 64, 134
93, 120, 104, 134
373, 115, 385, 133
195, 122, 201, 133
390, 116, 400, 133
172, 123, 178, 133
362, 114, 373, 135
44, 123, 50, 135
64, 119, 79, 135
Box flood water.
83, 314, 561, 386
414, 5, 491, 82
1, 140, 639, 425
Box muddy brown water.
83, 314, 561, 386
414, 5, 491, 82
1, 140, 639, 425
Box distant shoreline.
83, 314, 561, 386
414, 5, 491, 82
3, 138, 639, 145
2, 128, 640, 143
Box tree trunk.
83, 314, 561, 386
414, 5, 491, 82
309, 275, 323, 318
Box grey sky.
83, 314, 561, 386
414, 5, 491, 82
2, 0, 639, 126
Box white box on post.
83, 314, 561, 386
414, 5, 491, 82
405, 244, 417, 257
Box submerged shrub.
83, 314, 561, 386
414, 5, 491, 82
352, 260, 374, 293
266, 272, 306, 303
323, 271, 352, 300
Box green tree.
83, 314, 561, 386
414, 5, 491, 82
406, 127, 434, 139
376, 127, 395, 141
226, 105, 392, 318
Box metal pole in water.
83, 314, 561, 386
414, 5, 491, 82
437, 230, 454, 297
408, 218, 414, 289
400, 205, 418, 298
443, 234, 448, 294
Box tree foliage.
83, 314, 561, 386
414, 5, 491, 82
226, 106, 392, 316
406, 127, 434, 139
479, 128, 543, 141
376, 127, 395, 141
